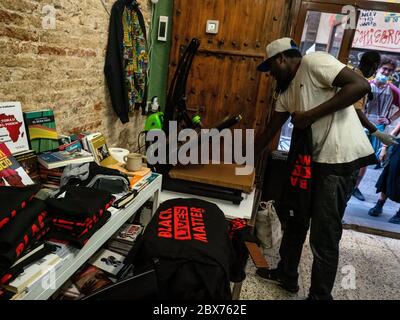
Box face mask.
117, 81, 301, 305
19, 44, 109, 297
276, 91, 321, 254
376, 72, 389, 84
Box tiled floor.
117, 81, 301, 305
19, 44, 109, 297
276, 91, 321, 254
240, 229, 400, 300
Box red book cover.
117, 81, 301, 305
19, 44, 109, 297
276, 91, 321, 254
0, 143, 34, 187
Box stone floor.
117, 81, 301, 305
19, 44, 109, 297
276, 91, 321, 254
344, 165, 400, 236
240, 229, 400, 300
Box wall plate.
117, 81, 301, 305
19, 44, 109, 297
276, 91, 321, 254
158, 16, 168, 41
206, 20, 219, 34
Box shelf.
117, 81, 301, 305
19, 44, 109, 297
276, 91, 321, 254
18, 174, 162, 300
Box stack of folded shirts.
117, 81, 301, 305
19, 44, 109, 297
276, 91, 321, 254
0, 185, 40, 229
45, 186, 115, 248
0, 185, 50, 283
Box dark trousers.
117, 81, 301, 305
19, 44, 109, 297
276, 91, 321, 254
277, 170, 358, 300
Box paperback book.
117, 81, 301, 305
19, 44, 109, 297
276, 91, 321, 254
0, 143, 34, 187
115, 223, 143, 245
89, 249, 125, 277
24, 109, 59, 154
13, 150, 40, 184
37, 149, 94, 169
86, 133, 118, 167
0, 102, 29, 154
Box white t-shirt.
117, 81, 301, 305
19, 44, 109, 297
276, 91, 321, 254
275, 52, 374, 164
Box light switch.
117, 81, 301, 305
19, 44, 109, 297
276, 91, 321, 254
158, 16, 168, 41
206, 20, 219, 34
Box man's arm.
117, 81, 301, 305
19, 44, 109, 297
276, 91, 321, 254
391, 122, 400, 137
292, 67, 370, 129
389, 108, 400, 124
254, 111, 290, 157
356, 109, 376, 133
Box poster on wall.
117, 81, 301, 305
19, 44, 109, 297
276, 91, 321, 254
352, 10, 400, 53
0, 102, 30, 155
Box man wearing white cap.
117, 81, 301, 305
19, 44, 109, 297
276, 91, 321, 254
255, 38, 377, 300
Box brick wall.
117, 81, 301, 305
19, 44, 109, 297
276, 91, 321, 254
0, 0, 152, 152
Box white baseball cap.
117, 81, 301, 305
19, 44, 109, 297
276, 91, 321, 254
257, 37, 300, 72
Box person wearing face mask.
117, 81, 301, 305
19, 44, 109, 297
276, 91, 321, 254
364, 58, 400, 167
351, 52, 399, 202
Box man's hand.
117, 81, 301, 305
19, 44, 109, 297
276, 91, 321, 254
291, 111, 315, 129
377, 116, 390, 125
371, 130, 399, 146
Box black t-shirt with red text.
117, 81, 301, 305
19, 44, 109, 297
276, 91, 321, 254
134, 198, 234, 300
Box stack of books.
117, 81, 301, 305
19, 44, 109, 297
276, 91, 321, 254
38, 164, 64, 190
106, 223, 143, 256
1, 242, 76, 297
37, 149, 94, 170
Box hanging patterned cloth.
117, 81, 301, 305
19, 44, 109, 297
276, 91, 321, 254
122, 2, 149, 112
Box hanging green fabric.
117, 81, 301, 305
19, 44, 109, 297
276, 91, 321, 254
122, 3, 148, 112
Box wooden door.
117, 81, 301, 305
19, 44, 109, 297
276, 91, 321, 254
168, 0, 292, 134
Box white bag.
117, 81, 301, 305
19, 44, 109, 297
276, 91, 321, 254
255, 200, 282, 249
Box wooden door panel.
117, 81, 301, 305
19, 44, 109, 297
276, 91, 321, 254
169, 0, 291, 134
185, 54, 263, 128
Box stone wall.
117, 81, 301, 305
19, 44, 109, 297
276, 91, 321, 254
0, 0, 152, 151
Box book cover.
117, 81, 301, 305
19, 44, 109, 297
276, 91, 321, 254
88, 249, 125, 276
37, 149, 94, 169
115, 224, 143, 245
58, 140, 82, 153
0, 102, 29, 154
56, 281, 82, 300
70, 264, 113, 298
87, 133, 118, 167
58, 134, 71, 146
0, 143, 34, 187
131, 172, 156, 191
13, 150, 40, 184
129, 168, 151, 188
24, 109, 59, 154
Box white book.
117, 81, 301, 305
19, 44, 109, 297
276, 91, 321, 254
89, 249, 125, 276
84, 132, 101, 154
0, 102, 29, 154
4, 254, 60, 293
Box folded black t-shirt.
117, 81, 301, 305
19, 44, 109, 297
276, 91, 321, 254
47, 210, 111, 249
0, 215, 50, 270
0, 185, 41, 230
0, 199, 46, 253
45, 186, 114, 219
51, 208, 109, 238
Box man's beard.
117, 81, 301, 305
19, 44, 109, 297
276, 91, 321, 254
275, 80, 290, 94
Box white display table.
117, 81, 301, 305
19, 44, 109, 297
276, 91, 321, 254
17, 174, 162, 300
